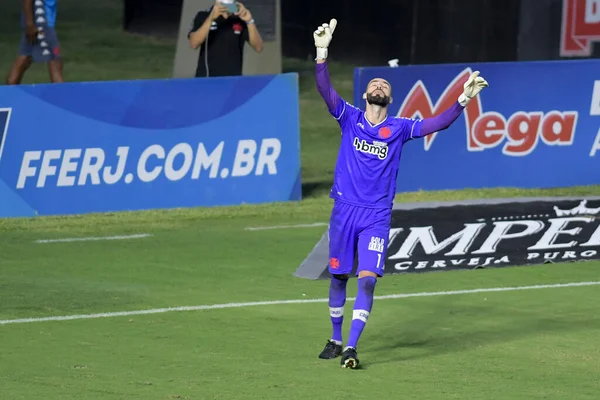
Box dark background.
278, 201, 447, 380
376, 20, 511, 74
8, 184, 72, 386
122, 0, 600, 65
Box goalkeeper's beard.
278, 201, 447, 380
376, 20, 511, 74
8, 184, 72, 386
366, 92, 391, 107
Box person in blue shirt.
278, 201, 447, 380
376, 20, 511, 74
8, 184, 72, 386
6, 0, 64, 84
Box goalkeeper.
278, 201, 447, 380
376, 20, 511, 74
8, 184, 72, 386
314, 19, 488, 369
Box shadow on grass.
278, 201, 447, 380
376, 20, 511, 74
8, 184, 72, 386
359, 296, 600, 369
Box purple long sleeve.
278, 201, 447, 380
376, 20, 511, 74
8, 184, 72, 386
416, 101, 465, 137
316, 62, 342, 113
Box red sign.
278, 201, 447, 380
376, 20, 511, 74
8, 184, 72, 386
561, 0, 600, 57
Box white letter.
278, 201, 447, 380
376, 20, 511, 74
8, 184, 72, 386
388, 223, 485, 259
165, 143, 193, 181
585, 0, 600, 23
232, 140, 257, 177
590, 127, 600, 156
527, 253, 540, 260
16, 151, 41, 189
57, 149, 81, 187
414, 261, 429, 270
482, 257, 495, 266
103, 147, 129, 184
581, 250, 597, 257
528, 217, 593, 250
468, 258, 481, 266
191, 142, 223, 179
591, 81, 600, 116
37, 150, 62, 188
138, 145, 165, 183
255, 138, 281, 175
473, 221, 544, 254
496, 255, 510, 264
394, 261, 412, 271
388, 228, 403, 245
78, 148, 105, 185
581, 223, 600, 247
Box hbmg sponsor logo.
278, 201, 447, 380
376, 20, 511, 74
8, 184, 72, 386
353, 137, 388, 160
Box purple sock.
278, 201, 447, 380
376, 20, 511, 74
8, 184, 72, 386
329, 276, 348, 343
346, 276, 377, 349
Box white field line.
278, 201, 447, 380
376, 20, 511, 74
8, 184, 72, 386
1, 281, 598, 326
245, 223, 328, 231
35, 234, 152, 244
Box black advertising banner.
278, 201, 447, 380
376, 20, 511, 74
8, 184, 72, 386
386, 199, 600, 274
294, 198, 600, 280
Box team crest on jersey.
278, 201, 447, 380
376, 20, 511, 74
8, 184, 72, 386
353, 137, 388, 160
379, 126, 392, 139
329, 257, 340, 269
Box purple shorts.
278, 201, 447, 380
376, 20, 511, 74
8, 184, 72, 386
328, 201, 391, 277
19, 27, 61, 63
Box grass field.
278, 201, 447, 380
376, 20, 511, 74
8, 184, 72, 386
2, 1, 600, 399
2, 210, 600, 399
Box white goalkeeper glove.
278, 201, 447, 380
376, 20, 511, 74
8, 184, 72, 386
458, 71, 489, 106
314, 18, 337, 60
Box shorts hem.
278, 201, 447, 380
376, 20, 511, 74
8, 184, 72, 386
328, 269, 352, 276
330, 196, 392, 210
355, 269, 384, 278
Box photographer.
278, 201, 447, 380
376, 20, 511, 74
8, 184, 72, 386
188, 1, 263, 78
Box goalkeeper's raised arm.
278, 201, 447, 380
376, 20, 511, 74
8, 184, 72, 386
415, 71, 489, 138
314, 19, 343, 115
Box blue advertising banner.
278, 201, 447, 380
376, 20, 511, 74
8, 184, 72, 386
0, 74, 301, 217
354, 59, 600, 192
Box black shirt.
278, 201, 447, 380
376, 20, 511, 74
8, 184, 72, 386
188, 9, 250, 78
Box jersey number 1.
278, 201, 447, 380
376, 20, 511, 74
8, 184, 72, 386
376, 254, 385, 270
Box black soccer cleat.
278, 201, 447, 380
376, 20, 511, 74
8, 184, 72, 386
318, 340, 343, 359
340, 347, 360, 369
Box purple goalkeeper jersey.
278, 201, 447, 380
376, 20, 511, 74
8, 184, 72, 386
316, 61, 465, 210
329, 100, 422, 209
